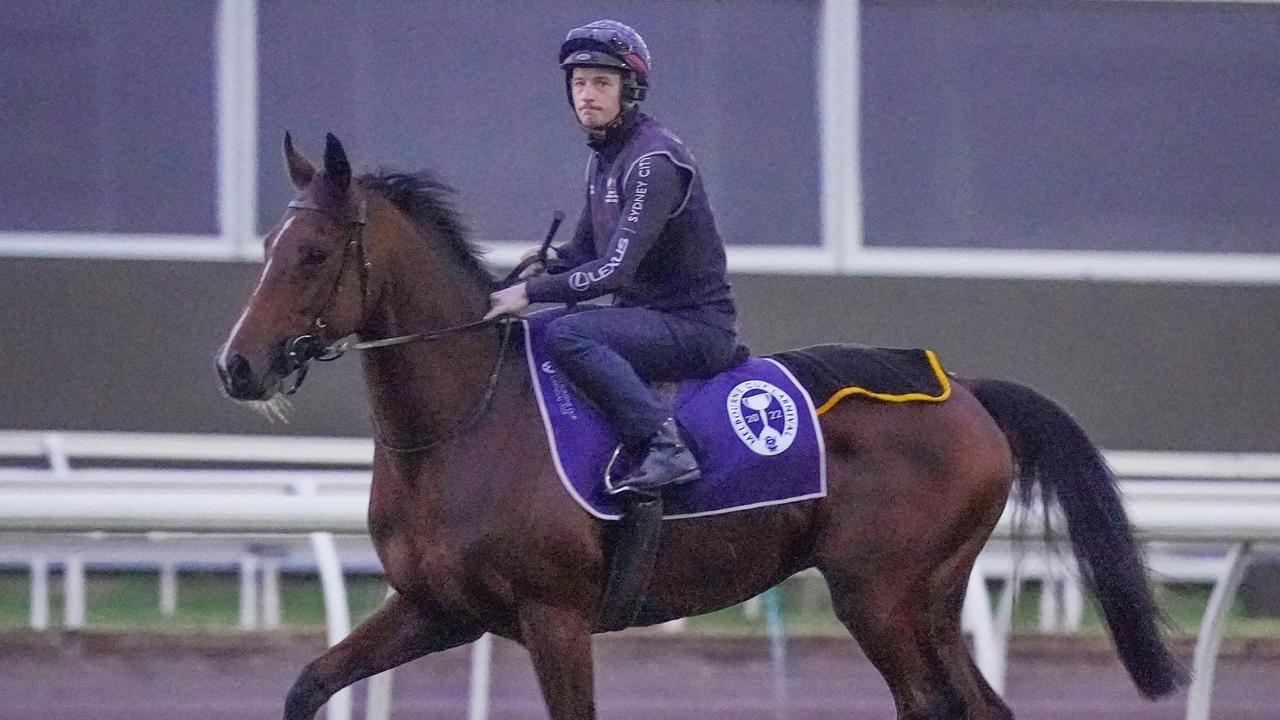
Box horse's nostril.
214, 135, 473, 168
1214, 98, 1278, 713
219, 353, 255, 396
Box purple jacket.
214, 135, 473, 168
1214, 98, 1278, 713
526, 112, 736, 331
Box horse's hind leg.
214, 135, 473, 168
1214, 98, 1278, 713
920, 532, 1015, 720
283, 592, 482, 720
518, 602, 597, 719
825, 572, 961, 720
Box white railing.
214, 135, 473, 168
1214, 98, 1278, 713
0, 430, 374, 466
3, 430, 1280, 720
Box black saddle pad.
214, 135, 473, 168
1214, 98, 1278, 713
767, 344, 951, 414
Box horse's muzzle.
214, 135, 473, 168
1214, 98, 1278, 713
217, 351, 263, 400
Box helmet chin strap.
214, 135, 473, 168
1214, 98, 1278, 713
578, 105, 637, 144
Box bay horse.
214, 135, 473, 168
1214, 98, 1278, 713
216, 133, 1181, 720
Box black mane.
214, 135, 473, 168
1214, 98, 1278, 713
357, 170, 495, 288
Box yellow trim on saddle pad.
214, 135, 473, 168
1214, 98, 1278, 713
815, 350, 952, 415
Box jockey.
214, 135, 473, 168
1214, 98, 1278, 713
484, 19, 739, 495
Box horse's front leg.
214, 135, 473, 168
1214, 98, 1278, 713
283, 591, 482, 720
520, 602, 597, 720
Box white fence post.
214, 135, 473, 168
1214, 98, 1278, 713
30, 556, 50, 630
1038, 577, 1060, 633
64, 556, 86, 630
468, 633, 494, 720
962, 567, 1006, 696
261, 557, 281, 629
1062, 573, 1084, 631
1186, 542, 1252, 720
239, 555, 260, 630
310, 532, 351, 720
159, 562, 178, 616
366, 670, 394, 720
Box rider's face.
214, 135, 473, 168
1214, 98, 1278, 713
571, 67, 623, 128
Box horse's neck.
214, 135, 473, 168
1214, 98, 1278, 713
358, 209, 499, 451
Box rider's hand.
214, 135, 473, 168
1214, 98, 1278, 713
484, 282, 530, 321
517, 246, 559, 279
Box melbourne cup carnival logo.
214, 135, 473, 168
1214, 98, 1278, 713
726, 380, 799, 456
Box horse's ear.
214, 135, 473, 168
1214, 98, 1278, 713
283, 131, 315, 189
323, 132, 352, 192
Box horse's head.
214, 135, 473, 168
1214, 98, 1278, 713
216, 133, 378, 401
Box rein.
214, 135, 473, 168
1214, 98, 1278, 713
374, 316, 517, 455
294, 307, 517, 455
311, 316, 500, 361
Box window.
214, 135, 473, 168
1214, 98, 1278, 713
0, 1, 218, 234
861, 1, 1280, 253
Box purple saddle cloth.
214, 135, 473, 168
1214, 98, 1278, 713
521, 307, 827, 520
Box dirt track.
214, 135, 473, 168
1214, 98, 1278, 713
1, 633, 1276, 719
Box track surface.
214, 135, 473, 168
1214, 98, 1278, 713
0, 634, 1276, 719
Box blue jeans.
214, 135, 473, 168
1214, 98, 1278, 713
544, 307, 738, 447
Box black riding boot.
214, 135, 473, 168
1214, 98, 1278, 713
608, 418, 701, 495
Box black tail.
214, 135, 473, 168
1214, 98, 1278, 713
967, 378, 1184, 699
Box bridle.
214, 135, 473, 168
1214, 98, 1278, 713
276, 197, 371, 395
280, 198, 503, 385
273, 197, 557, 454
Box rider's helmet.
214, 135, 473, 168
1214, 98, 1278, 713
558, 20, 651, 110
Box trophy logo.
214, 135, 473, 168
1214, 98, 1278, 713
726, 380, 799, 456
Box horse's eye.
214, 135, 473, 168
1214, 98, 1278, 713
300, 247, 329, 266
